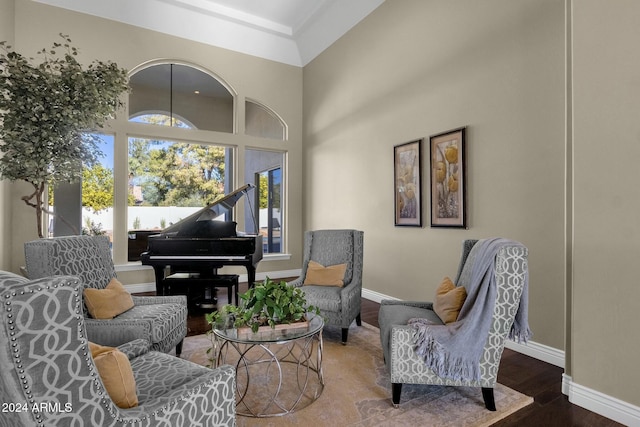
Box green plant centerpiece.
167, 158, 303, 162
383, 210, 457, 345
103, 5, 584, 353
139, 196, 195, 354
0, 34, 129, 237
206, 278, 320, 333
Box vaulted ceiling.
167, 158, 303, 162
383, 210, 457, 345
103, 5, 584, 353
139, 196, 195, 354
33, 0, 385, 66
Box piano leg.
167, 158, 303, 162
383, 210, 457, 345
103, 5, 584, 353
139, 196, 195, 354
247, 266, 257, 289
153, 266, 167, 296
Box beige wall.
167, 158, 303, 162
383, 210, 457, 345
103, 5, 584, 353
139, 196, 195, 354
304, 0, 640, 410
304, 0, 566, 352
571, 0, 640, 407
0, 0, 15, 270
6, 1, 304, 280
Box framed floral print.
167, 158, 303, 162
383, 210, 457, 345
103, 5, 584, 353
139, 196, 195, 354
394, 139, 422, 227
429, 127, 467, 228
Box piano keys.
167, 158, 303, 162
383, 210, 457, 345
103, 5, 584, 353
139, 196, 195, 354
140, 184, 263, 296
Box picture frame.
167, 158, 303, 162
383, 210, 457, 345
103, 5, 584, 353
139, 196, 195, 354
394, 139, 422, 227
429, 127, 467, 228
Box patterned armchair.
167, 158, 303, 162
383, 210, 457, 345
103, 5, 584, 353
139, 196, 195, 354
289, 229, 364, 343
378, 239, 529, 410
24, 235, 187, 356
0, 270, 236, 427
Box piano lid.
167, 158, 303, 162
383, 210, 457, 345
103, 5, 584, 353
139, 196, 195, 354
159, 183, 255, 237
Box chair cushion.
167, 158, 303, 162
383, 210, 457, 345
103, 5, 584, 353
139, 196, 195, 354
130, 350, 219, 410
84, 278, 134, 319
301, 285, 343, 312
116, 302, 187, 343
89, 342, 138, 408
303, 260, 347, 287
433, 277, 467, 324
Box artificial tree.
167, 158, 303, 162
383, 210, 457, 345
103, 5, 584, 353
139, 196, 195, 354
0, 34, 129, 237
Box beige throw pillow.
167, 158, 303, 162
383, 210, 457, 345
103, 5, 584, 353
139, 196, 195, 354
84, 278, 134, 319
303, 260, 347, 287
433, 276, 467, 324
89, 342, 138, 408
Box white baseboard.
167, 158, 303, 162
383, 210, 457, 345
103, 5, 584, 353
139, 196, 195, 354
563, 375, 640, 427
362, 287, 399, 304
503, 339, 565, 368
125, 282, 156, 294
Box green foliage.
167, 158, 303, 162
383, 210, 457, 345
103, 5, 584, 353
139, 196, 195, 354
128, 136, 226, 207
82, 218, 106, 236
257, 172, 281, 209
0, 34, 129, 237
206, 278, 320, 333
82, 163, 114, 212
49, 161, 135, 212
258, 174, 268, 208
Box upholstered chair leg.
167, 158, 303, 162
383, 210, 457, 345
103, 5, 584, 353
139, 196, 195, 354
482, 387, 496, 411
341, 328, 349, 344
392, 383, 402, 408
356, 313, 362, 326
176, 339, 184, 358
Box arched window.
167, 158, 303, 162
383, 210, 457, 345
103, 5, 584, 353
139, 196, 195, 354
126, 64, 236, 258
129, 63, 234, 132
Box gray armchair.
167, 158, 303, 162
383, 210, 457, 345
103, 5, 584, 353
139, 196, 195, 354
289, 229, 364, 343
378, 239, 529, 410
24, 235, 187, 356
0, 270, 236, 427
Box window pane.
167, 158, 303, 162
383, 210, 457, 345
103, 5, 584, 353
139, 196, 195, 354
245, 100, 285, 140
129, 64, 233, 132
257, 168, 282, 253
129, 64, 171, 125
49, 134, 114, 240
82, 134, 115, 239
127, 136, 231, 230
244, 148, 284, 254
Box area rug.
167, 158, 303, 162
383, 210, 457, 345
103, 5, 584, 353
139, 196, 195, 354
179, 323, 533, 427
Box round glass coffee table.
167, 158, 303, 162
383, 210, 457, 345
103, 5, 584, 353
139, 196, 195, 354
211, 314, 324, 417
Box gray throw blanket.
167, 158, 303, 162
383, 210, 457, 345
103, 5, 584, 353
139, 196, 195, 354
409, 238, 532, 382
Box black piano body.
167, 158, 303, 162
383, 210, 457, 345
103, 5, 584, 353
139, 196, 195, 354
140, 184, 263, 296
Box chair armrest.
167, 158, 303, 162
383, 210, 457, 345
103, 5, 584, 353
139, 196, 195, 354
380, 300, 434, 310
131, 295, 187, 306
340, 279, 362, 301
389, 325, 417, 382
116, 339, 151, 359
114, 361, 237, 425
158, 363, 236, 409
85, 318, 152, 347
391, 324, 415, 346
288, 276, 304, 287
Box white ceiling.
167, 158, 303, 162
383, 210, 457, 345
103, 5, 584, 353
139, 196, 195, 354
33, 0, 385, 66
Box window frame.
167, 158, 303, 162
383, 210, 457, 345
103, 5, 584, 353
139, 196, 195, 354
47, 60, 291, 266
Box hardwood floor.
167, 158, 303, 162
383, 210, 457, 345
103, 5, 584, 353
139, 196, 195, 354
180, 281, 622, 427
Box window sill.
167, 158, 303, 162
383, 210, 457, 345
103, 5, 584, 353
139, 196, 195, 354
261, 253, 292, 262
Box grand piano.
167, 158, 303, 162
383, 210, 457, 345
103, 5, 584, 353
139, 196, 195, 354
140, 184, 263, 297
